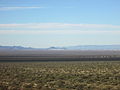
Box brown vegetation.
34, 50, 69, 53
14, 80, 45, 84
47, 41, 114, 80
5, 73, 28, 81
0, 61, 120, 90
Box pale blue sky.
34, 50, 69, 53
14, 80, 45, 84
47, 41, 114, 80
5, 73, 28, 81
0, 0, 120, 48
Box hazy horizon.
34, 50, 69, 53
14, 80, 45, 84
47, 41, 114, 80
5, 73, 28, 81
1, 44, 120, 49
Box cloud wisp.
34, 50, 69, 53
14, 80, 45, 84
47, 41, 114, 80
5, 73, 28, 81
0, 6, 44, 10
0, 30, 120, 35
0, 23, 120, 35
0, 23, 120, 29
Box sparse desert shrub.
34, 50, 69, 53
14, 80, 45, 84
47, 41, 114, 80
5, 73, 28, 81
0, 61, 120, 90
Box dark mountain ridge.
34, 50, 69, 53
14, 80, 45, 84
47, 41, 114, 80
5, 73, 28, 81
0, 45, 120, 50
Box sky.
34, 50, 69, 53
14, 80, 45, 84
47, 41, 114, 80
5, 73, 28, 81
0, 0, 120, 48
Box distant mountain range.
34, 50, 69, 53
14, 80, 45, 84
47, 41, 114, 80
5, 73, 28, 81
0, 46, 33, 50
64, 45, 120, 50
0, 45, 120, 50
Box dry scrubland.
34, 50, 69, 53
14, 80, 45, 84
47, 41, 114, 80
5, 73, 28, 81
0, 61, 120, 90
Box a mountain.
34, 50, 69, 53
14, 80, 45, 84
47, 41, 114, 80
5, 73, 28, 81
0, 46, 33, 50
48, 45, 120, 50
48, 47, 66, 50
65, 45, 120, 50
0, 45, 120, 50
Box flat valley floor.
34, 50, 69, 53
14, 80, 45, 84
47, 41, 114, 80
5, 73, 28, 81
0, 61, 120, 90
